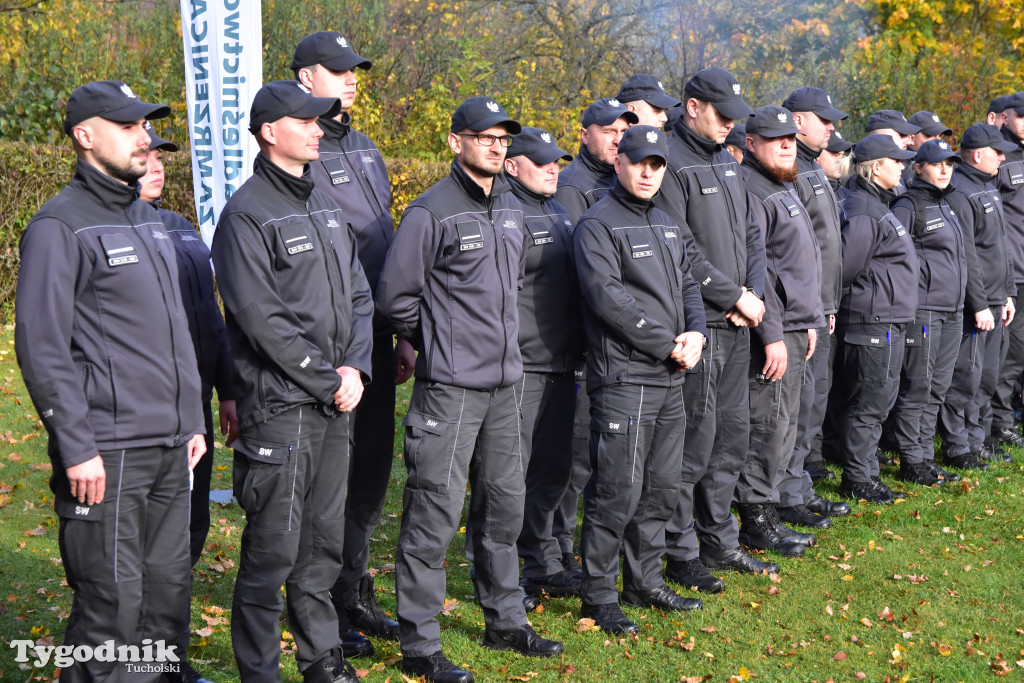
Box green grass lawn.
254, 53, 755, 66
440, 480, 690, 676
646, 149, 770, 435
2, 321, 1024, 681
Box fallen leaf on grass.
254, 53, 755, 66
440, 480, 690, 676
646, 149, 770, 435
861, 618, 873, 628
576, 618, 599, 633
441, 598, 459, 616
833, 652, 847, 661
855, 673, 866, 680
194, 626, 214, 638
22, 526, 46, 536
506, 673, 537, 681
681, 677, 712, 683
991, 658, 1012, 675
936, 643, 952, 655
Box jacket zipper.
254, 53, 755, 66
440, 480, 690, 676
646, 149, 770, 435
310, 199, 343, 369
488, 195, 508, 387
338, 145, 391, 243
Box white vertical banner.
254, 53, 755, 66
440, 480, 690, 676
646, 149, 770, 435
180, 0, 262, 247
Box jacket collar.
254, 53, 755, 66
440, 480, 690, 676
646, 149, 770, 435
672, 118, 719, 160
741, 153, 787, 189
506, 173, 551, 206
906, 176, 954, 200
317, 112, 352, 142
609, 178, 654, 214
253, 152, 315, 202
449, 159, 511, 202
71, 159, 141, 209
851, 174, 898, 207
955, 161, 996, 186
575, 144, 614, 178
1001, 124, 1023, 150
796, 138, 822, 162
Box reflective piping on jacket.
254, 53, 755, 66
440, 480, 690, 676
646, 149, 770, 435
631, 386, 645, 484
446, 389, 467, 491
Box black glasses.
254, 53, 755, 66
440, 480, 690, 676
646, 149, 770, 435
459, 133, 513, 148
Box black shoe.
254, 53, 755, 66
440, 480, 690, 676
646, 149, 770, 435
838, 479, 893, 504
944, 452, 990, 470
764, 504, 817, 545
871, 476, 902, 500
805, 493, 851, 516
579, 602, 639, 634
995, 427, 1024, 448
621, 584, 703, 612
876, 448, 893, 467
977, 445, 1012, 464
804, 460, 835, 481
347, 574, 399, 640
521, 570, 581, 597
303, 648, 360, 683
522, 593, 540, 613
777, 503, 832, 529
481, 624, 564, 657
700, 546, 779, 575
339, 630, 374, 659
664, 558, 725, 594
402, 651, 474, 683
560, 551, 583, 578
925, 460, 959, 482
897, 461, 941, 486
736, 504, 806, 557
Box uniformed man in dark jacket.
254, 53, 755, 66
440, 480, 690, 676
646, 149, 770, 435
15, 80, 206, 683
835, 135, 919, 504
138, 123, 237, 683
991, 93, 1024, 449
940, 123, 1017, 470
616, 73, 681, 128
778, 87, 851, 526
502, 128, 585, 606
290, 30, 415, 656
734, 106, 824, 555
574, 124, 707, 635
212, 81, 374, 683
377, 97, 563, 683
551, 97, 637, 580
653, 67, 774, 587
865, 110, 921, 196
902, 111, 953, 186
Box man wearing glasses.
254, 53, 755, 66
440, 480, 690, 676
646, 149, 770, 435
378, 97, 564, 683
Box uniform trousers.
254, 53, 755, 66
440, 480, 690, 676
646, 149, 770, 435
515, 371, 577, 578
54, 444, 191, 683
581, 382, 684, 606
552, 366, 590, 558
992, 286, 1024, 432
396, 380, 526, 657
834, 323, 906, 483
785, 324, 830, 505
231, 405, 349, 681
664, 325, 750, 561
940, 306, 1003, 456
890, 309, 962, 464
331, 335, 397, 624
736, 330, 807, 505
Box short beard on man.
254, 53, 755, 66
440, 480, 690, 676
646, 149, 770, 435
758, 154, 798, 184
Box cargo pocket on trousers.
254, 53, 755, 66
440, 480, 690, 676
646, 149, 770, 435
233, 435, 294, 526
402, 411, 453, 492
588, 415, 633, 530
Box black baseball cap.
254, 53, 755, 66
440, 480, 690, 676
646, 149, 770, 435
450, 96, 521, 134
914, 139, 961, 164
508, 127, 572, 164
960, 122, 1017, 152
248, 80, 341, 134
853, 134, 916, 163
865, 109, 921, 136
747, 105, 800, 138
988, 95, 1010, 114
581, 98, 639, 128
617, 125, 669, 163
826, 130, 853, 153
908, 111, 952, 137
64, 80, 170, 136
724, 124, 746, 148
616, 74, 681, 109
290, 31, 372, 72
782, 87, 848, 122
1008, 92, 1024, 115
145, 121, 179, 152
683, 67, 753, 120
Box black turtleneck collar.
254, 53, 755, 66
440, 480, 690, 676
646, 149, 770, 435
72, 159, 141, 209
505, 173, 550, 206
609, 177, 654, 214
672, 117, 719, 160
449, 159, 511, 202
1002, 124, 1023, 149
741, 153, 788, 188
956, 161, 997, 185
851, 174, 898, 207
575, 144, 614, 178
254, 152, 315, 202
318, 112, 352, 142
906, 176, 954, 199
796, 138, 822, 162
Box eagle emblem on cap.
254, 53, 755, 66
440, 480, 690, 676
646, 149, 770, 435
337, 35, 349, 48
835, 131, 844, 139
827, 95, 833, 103
939, 141, 948, 149
932, 114, 940, 122
646, 130, 659, 144
144, 121, 154, 131
732, 83, 741, 95
297, 83, 311, 94
658, 81, 664, 90
608, 98, 620, 107
120, 83, 137, 99
777, 112, 788, 123
486, 101, 500, 112
540, 132, 551, 143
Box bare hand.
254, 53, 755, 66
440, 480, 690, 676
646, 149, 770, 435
975, 308, 995, 332
829, 313, 836, 335
394, 338, 416, 385
187, 434, 207, 471
66, 455, 105, 505
671, 332, 704, 369
805, 328, 817, 361
219, 399, 239, 447
733, 289, 765, 326
762, 340, 788, 381
335, 366, 365, 412
725, 307, 753, 327
1003, 298, 1015, 327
